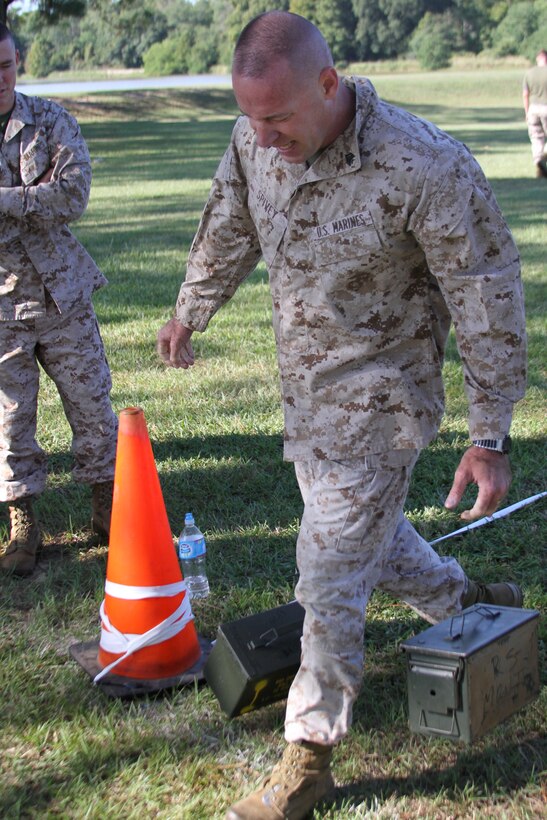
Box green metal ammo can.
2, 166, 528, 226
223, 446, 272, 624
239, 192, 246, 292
400, 604, 540, 743
204, 601, 304, 718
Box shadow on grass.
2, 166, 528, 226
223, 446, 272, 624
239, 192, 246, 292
6, 428, 544, 546
0, 737, 173, 818
84, 117, 236, 183
333, 735, 546, 811
60, 88, 239, 124
0, 687, 543, 818
390, 103, 524, 127
0, 428, 542, 642
2, 400, 544, 592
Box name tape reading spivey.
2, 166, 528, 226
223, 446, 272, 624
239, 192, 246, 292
256, 189, 280, 219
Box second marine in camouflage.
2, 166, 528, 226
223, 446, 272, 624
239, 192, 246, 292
0, 24, 118, 576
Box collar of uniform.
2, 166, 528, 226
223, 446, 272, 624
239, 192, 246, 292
3, 92, 36, 142
303, 118, 360, 182
302, 76, 372, 183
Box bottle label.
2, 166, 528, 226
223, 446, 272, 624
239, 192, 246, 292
178, 536, 206, 560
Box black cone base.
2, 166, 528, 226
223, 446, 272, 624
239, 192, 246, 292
69, 635, 212, 698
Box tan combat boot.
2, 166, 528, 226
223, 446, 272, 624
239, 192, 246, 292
462, 579, 523, 609
226, 741, 334, 819
91, 480, 114, 543
1, 496, 42, 576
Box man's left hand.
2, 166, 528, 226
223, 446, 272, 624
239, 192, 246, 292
444, 446, 512, 521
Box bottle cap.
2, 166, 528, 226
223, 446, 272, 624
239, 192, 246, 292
185, 512, 194, 525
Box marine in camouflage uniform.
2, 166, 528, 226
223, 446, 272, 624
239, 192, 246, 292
522, 49, 547, 177
0, 25, 117, 576
157, 12, 527, 819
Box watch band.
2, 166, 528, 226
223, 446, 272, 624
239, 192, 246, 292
472, 436, 512, 454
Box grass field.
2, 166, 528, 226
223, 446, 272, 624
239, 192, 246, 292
0, 67, 545, 818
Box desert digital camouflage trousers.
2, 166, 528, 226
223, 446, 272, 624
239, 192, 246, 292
284, 451, 467, 745
527, 103, 547, 163
0, 298, 118, 502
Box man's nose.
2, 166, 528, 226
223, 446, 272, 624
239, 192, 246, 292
250, 120, 279, 148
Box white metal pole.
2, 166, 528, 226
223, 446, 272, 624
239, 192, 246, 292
429, 491, 547, 545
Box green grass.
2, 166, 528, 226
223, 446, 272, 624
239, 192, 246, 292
0, 70, 545, 818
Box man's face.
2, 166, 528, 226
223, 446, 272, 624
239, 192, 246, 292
233, 59, 338, 164
0, 37, 18, 115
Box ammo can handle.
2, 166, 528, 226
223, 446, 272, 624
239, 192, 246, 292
449, 605, 501, 641
247, 618, 303, 650
420, 708, 459, 737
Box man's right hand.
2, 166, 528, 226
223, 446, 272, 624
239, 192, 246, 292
157, 317, 195, 369
37, 167, 54, 184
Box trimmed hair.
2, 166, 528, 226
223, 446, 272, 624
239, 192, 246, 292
0, 23, 15, 45
232, 11, 332, 79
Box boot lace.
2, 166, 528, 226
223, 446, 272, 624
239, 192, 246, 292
266, 743, 330, 789
10, 503, 35, 539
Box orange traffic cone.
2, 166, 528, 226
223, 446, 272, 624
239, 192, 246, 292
95, 407, 201, 682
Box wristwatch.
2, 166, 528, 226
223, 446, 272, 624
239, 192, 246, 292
472, 436, 512, 454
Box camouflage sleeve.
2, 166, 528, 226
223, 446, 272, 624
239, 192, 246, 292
174, 138, 262, 332
409, 152, 527, 440
0, 215, 22, 244
0, 107, 91, 227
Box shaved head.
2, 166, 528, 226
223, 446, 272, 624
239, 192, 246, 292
0, 23, 15, 46
231, 10, 355, 164
232, 11, 333, 80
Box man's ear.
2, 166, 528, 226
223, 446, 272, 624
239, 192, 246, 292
320, 67, 339, 100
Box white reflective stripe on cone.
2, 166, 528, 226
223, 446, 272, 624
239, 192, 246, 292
93, 594, 194, 683
104, 579, 187, 599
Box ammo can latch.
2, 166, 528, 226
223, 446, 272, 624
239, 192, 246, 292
407, 657, 465, 737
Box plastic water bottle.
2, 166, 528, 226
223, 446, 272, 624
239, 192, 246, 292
178, 512, 209, 599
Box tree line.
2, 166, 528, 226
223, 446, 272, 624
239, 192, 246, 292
5, 0, 547, 77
